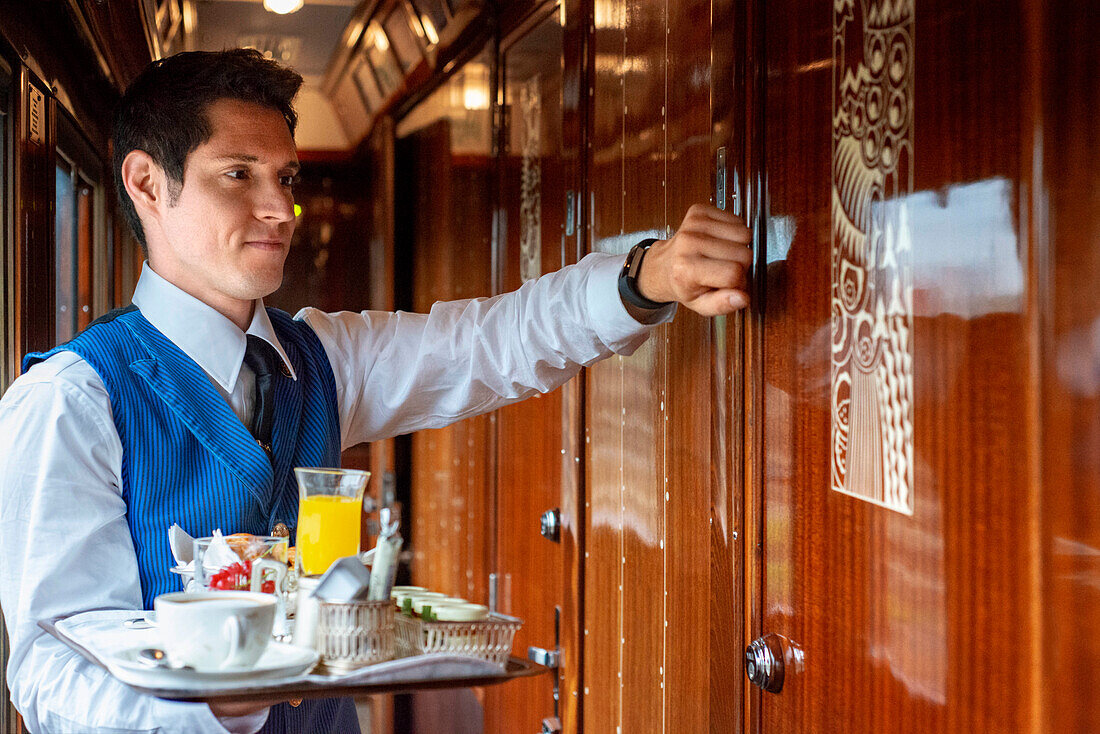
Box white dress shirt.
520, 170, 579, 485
0, 253, 671, 734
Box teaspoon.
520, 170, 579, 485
136, 647, 193, 671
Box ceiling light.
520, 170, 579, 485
420, 15, 439, 45
263, 0, 304, 15
461, 64, 490, 111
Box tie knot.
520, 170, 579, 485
243, 335, 278, 379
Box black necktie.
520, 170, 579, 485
242, 335, 277, 454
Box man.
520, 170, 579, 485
0, 49, 751, 733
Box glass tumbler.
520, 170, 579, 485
295, 467, 372, 576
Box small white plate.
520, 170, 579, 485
110, 642, 318, 686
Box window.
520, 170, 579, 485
54, 112, 105, 342
0, 50, 13, 734
0, 60, 9, 388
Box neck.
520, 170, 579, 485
144, 261, 255, 331
205, 297, 255, 333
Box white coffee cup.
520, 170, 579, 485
154, 591, 276, 670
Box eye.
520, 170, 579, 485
280, 173, 300, 188
226, 169, 249, 181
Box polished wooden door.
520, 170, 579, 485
747, 0, 1062, 730
485, 8, 573, 733
397, 87, 495, 731
583, 0, 743, 729
1040, 4, 1100, 731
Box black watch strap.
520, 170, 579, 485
619, 238, 673, 310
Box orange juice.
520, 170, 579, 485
296, 494, 361, 575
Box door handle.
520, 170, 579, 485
528, 645, 561, 669
540, 508, 561, 542
744, 633, 789, 693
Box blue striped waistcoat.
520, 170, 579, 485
24, 306, 342, 609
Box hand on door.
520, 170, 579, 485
635, 203, 753, 316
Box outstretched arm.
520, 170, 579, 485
303, 203, 752, 449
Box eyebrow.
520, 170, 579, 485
212, 154, 300, 173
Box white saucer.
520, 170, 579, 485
110, 642, 318, 686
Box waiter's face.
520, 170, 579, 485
152, 98, 299, 311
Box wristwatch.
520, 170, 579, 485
618, 238, 674, 310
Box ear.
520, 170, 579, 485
120, 150, 165, 223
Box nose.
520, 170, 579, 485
254, 176, 295, 224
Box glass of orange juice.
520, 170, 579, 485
294, 467, 371, 576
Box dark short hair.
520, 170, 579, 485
112, 48, 303, 251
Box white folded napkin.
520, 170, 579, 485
168, 524, 194, 565
199, 530, 242, 574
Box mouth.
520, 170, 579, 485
243, 240, 286, 252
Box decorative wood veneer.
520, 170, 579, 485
583, 0, 740, 729
484, 9, 571, 731
752, 0, 1052, 731
1040, 2, 1100, 732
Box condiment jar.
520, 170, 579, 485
432, 602, 489, 622
293, 575, 322, 649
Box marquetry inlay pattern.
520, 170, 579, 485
519, 75, 543, 282
830, 0, 915, 514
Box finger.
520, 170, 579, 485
684, 256, 748, 292
685, 288, 751, 317
678, 234, 752, 267
677, 219, 752, 249
684, 202, 743, 227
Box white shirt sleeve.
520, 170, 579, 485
299, 251, 675, 449
0, 353, 267, 734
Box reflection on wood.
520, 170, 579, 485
583, 0, 741, 728
398, 105, 494, 731
1041, 2, 1100, 730
485, 11, 569, 732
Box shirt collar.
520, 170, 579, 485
131, 263, 298, 392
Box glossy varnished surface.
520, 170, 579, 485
400, 113, 494, 611
483, 8, 569, 732
1040, 3, 1100, 731
584, 0, 740, 728
584, 0, 660, 727
756, 1, 1040, 731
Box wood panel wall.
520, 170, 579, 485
583, 0, 740, 731
397, 117, 495, 733
1040, 2, 1100, 731
483, 8, 572, 732
373, 1, 1100, 732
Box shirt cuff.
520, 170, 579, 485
585, 252, 676, 341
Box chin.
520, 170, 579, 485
237, 270, 284, 301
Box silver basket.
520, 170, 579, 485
316, 600, 395, 672
394, 612, 522, 668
